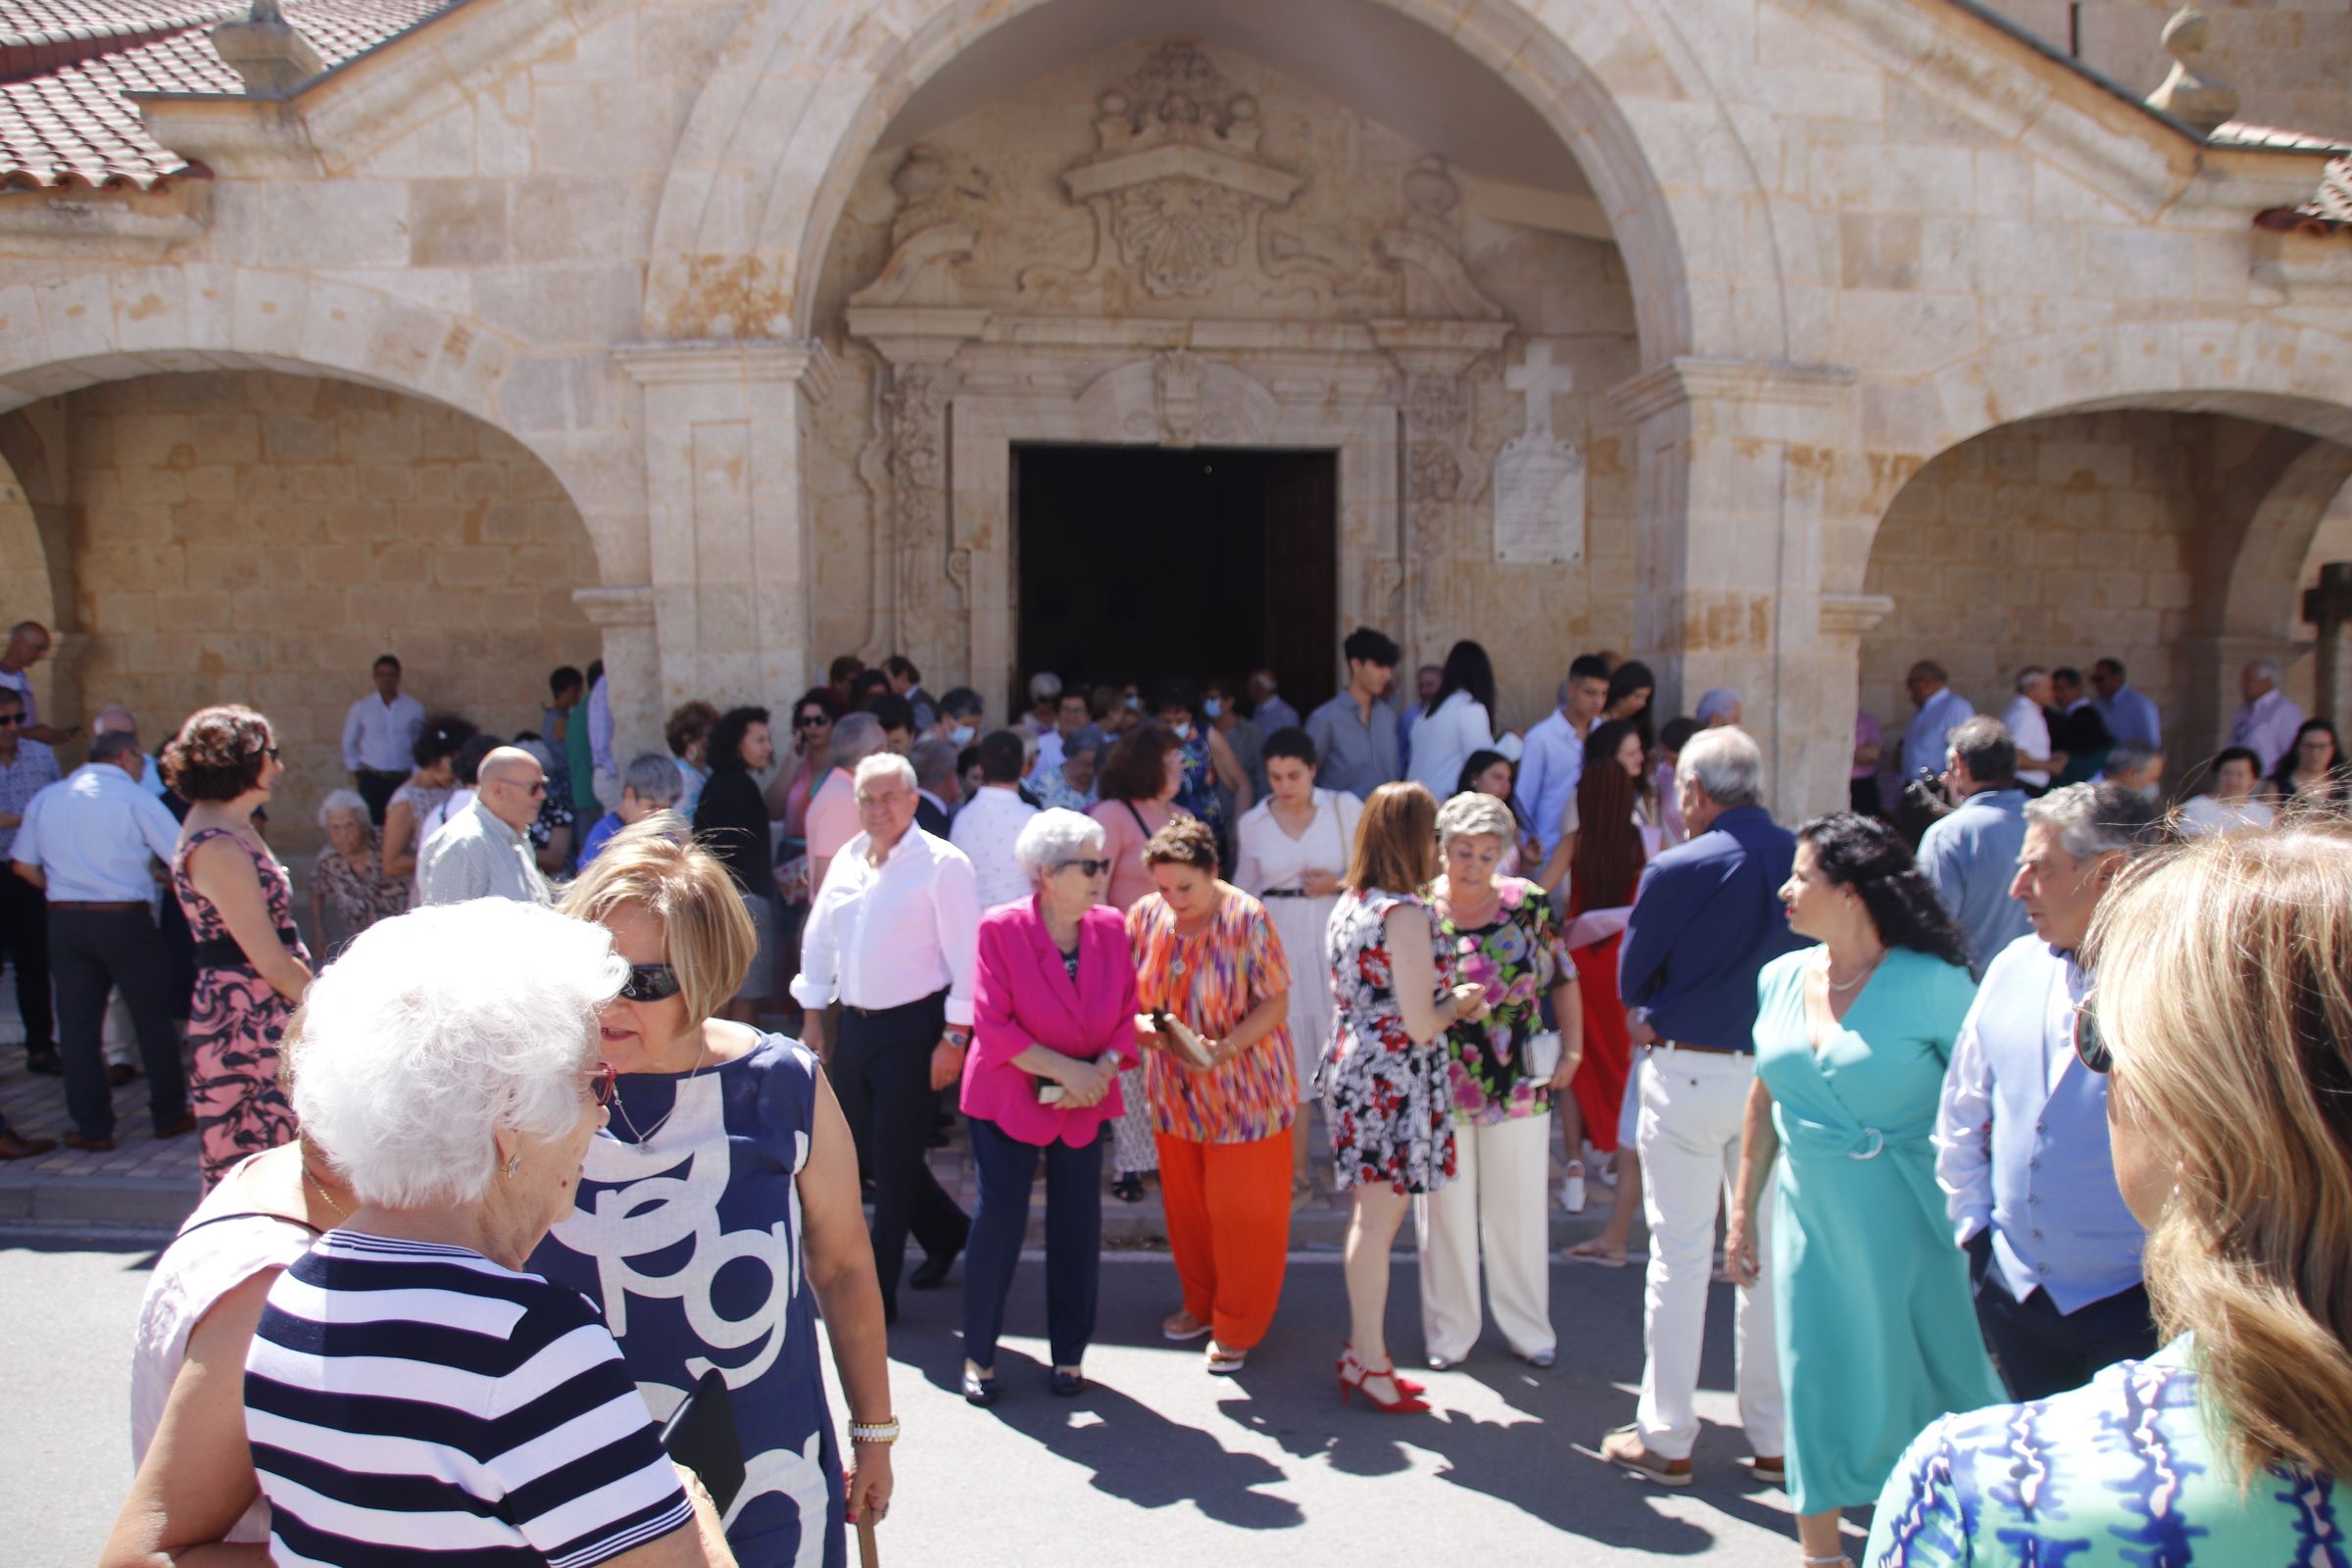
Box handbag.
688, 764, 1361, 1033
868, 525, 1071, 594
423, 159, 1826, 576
1526, 1030, 1564, 1080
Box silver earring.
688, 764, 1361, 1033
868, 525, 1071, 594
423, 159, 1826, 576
503, 1152, 521, 1178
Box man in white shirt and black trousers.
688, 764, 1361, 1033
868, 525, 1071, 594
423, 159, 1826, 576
794, 751, 981, 1322
341, 654, 426, 826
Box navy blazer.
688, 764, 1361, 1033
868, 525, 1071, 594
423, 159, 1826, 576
1617, 805, 1804, 1051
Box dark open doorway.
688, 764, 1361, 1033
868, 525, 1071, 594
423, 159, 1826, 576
1013, 444, 1339, 716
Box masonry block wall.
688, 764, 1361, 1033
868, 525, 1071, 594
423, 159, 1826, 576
1859, 411, 2200, 759
60, 371, 599, 858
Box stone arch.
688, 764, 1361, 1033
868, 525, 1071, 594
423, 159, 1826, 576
642, 0, 1773, 365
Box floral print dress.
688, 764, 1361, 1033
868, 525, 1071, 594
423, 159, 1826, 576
1434, 877, 1572, 1125
172, 828, 308, 1188
1325, 886, 1459, 1194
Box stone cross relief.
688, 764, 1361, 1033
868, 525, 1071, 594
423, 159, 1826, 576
1494, 341, 1586, 565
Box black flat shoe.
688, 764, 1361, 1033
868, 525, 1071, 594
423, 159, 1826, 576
1050, 1367, 1085, 1398
1111, 1173, 1145, 1203
909, 1249, 960, 1290
24, 1050, 62, 1077
962, 1367, 1001, 1406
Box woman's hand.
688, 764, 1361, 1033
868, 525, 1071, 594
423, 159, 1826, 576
1447, 982, 1492, 1024
1299, 867, 1340, 899
1057, 1057, 1112, 1106
846, 1442, 895, 1527
1545, 1042, 1583, 1092
1723, 1207, 1761, 1288
1134, 1013, 1165, 1051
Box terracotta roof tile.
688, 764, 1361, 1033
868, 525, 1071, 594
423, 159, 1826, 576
0, 0, 457, 189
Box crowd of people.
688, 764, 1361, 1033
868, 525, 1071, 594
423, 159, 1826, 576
0, 614, 2345, 1566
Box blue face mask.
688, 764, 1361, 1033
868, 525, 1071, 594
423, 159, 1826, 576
1124, 695, 1142, 710
949, 723, 975, 746
1170, 721, 1193, 740
1202, 699, 1223, 719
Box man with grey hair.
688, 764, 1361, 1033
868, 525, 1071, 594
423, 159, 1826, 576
2001, 667, 2058, 790
2098, 740, 2165, 806
1936, 781, 2160, 1400
907, 735, 961, 838
1601, 726, 1803, 1486
575, 751, 682, 868
793, 751, 979, 1322
2228, 656, 2302, 773
1917, 716, 2034, 977
90, 704, 166, 799
807, 710, 888, 893
1900, 661, 1975, 787
416, 746, 550, 906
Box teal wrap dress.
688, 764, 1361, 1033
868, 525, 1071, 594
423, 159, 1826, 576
1753, 945, 2003, 1514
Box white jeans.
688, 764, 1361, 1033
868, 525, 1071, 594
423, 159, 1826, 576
1413, 1113, 1553, 1361
1634, 1047, 1784, 1460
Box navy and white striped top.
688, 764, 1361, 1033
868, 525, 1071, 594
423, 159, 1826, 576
244, 1230, 693, 1568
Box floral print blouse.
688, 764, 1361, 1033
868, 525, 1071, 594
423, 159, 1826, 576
1434, 876, 1571, 1125
1126, 885, 1296, 1144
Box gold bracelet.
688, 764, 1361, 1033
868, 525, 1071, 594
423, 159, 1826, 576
848, 1417, 901, 1445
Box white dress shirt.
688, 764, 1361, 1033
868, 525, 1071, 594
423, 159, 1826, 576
2228, 687, 2304, 773
948, 784, 1038, 912
2177, 794, 2277, 837
342, 692, 426, 773
791, 826, 978, 1026
1514, 708, 1592, 857
1999, 695, 2053, 789
11, 762, 181, 902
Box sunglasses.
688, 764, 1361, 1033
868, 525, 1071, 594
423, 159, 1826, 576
618, 962, 683, 1003
0, 713, 18, 728
795, 712, 829, 728
1054, 858, 1114, 878
2072, 994, 2110, 1075
587, 1061, 618, 1107
265, 746, 282, 761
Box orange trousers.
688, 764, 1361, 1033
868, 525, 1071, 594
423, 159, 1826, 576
1155, 1130, 1293, 1350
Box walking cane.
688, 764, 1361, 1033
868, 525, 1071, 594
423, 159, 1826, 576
857, 1517, 880, 1567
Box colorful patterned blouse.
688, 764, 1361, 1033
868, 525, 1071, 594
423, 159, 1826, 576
1126, 884, 1296, 1145
1867, 1337, 2343, 1567
1434, 876, 1572, 1125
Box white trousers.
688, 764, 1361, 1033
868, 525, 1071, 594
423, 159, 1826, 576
1413, 1112, 1553, 1362
1634, 1047, 1784, 1460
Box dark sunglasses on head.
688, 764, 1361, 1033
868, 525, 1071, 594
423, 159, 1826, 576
2072, 995, 2110, 1075
587, 1061, 618, 1107
619, 962, 683, 1004
1055, 858, 1114, 878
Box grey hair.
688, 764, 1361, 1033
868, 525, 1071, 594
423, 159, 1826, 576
831, 712, 886, 771
2025, 781, 2158, 862
317, 788, 370, 830
1016, 808, 1106, 877
2107, 741, 2162, 778
290, 900, 627, 1206
1947, 715, 2017, 783
854, 751, 916, 794
1679, 725, 1763, 808
1694, 687, 1741, 725
1435, 789, 1517, 849
2246, 657, 2282, 685
2014, 665, 2048, 694
94, 703, 137, 735
622, 751, 682, 804
88, 729, 141, 767
908, 736, 959, 791
1029, 670, 1063, 702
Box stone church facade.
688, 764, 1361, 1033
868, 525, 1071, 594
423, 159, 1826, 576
4, 0, 2352, 853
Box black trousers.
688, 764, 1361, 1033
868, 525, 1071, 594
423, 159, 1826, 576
50, 908, 186, 1140
353, 769, 405, 827
0, 871, 52, 1054
1969, 1230, 2158, 1401
832, 992, 968, 1314
963, 1114, 1103, 1371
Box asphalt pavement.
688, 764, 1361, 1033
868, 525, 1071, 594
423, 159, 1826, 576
5, 1225, 1843, 1568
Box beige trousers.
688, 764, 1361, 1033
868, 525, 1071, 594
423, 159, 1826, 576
1413, 1111, 1555, 1362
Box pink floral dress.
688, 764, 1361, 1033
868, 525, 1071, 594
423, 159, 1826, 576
1324, 887, 1458, 1194
1433, 877, 1572, 1126
172, 828, 308, 1188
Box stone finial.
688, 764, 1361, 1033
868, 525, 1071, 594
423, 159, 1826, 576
209, 0, 324, 97
2145, 7, 2238, 135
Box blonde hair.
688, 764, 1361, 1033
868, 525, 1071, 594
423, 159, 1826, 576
557, 811, 754, 1027
1347, 781, 1439, 895
2085, 822, 2352, 1485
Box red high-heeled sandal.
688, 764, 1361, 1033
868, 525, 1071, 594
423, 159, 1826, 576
1338, 1345, 1425, 1396
1339, 1352, 1431, 1414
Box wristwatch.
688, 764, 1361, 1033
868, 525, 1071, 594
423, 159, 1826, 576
943, 1026, 971, 1049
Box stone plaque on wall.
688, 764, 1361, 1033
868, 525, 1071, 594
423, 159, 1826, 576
1493, 434, 1586, 564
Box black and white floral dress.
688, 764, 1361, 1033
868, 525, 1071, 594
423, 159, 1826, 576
1324, 886, 1458, 1195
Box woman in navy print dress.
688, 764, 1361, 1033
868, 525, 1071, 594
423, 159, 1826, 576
534, 816, 897, 1567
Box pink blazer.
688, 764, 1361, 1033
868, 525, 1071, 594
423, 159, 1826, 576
961, 899, 1142, 1147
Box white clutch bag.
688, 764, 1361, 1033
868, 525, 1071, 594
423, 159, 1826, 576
1527, 1030, 1564, 1079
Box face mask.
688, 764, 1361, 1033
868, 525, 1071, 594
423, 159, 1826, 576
1124, 695, 1142, 710
1170, 722, 1193, 740
949, 723, 975, 746
1202, 699, 1223, 719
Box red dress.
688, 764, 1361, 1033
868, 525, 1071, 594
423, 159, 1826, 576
1566, 874, 1637, 1153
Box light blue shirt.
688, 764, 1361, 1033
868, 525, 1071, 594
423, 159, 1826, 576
1514, 708, 1591, 856
1935, 935, 2145, 1313
2092, 682, 2161, 748
1900, 686, 1975, 782
1915, 788, 2033, 978
11, 762, 181, 903
1253, 694, 1299, 735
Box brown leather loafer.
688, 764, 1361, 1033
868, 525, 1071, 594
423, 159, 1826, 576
155, 1112, 197, 1138
1600, 1424, 1693, 1487
0, 1129, 57, 1160
62, 1133, 116, 1153
106, 1063, 138, 1088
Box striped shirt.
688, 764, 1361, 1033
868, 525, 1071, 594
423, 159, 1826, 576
245, 1231, 692, 1568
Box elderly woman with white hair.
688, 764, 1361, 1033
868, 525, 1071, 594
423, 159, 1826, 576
1415, 790, 1580, 1370
242, 900, 737, 1567
307, 788, 409, 955
956, 808, 1142, 1402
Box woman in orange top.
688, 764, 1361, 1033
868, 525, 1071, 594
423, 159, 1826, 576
1127, 816, 1295, 1373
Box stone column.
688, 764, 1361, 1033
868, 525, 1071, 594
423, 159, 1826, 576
570, 585, 659, 767
2305, 563, 2352, 735
1371, 320, 1508, 660
615, 339, 837, 721
1611, 358, 1862, 819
